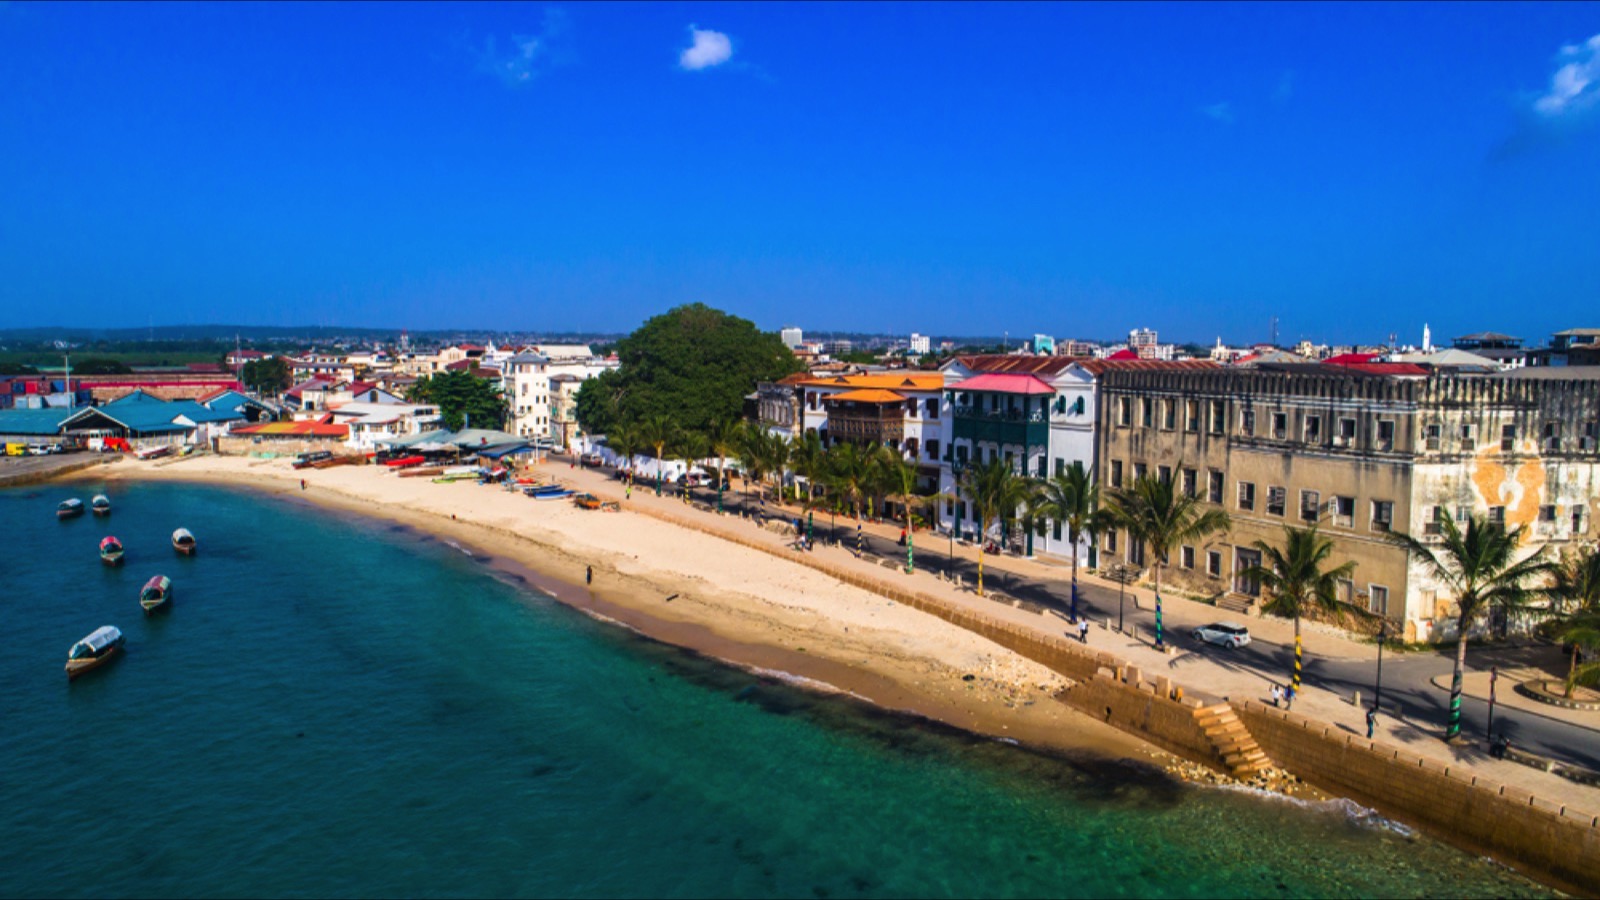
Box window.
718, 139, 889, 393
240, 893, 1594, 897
981, 446, 991, 465
1072, 396, 1086, 416
1539, 504, 1557, 522
1575, 506, 1588, 534
807, 392, 818, 410
926, 439, 940, 461
1051, 518, 1062, 541
1110, 460, 1124, 487
1055, 457, 1066, 477
1210, 401, 1226, 434
1181, 468, 1197, 498
1272, 412, 1288, 439
926, 397, 939, 417
1502, 424, 1516, 452
956, 444, 969, 466
1118, 398, 1132, 427
1208, 470, 1224, 504
1333, 496, 1355, 528
1157, 464, 1172, 485
1267, 486, 1286, 517
1584, 422, 1599, 451
1460, 423, 1476, 452
1134, 462, 1148, 481
1369, 585, 1390, 616
1036, 455, 1048, 478
1185, 400, 1199, 432
1141, 398, 1154, 428
1304, 415, 1322, 443
1544, 422, 1562, 452
1300, 490, 1321, 522
1456, 505, 1471, 524
1181, 546, 1195, 569
1334, 418, 1356, 446
1238, 481, 1256, 511
1424, 505, 1446, 535
1371, 500, 1394, 532
1240, 409, 1256, 436
1488, 505, 1506, 524
1104, 530, 1118, 552
1337, 578, 1355, 605
1162, 399, 1177, 430
1425, 423, 1441, 451
1377, 419, 1395, 451
1206, 551, 1222, 577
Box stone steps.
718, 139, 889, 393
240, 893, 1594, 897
1194, 703, 1272, 779
1216, 594, 1255, 615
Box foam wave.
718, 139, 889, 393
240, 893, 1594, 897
1212, 784, 1414, 836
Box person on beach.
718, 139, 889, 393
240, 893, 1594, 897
1078, 619, 1089, 644
586, 565, 593, 585
300, 479, 306, 491
1366, 707, 1377, 739
626, 485, 631, 501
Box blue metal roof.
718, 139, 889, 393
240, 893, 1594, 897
0, 407, 74, 436
61, 404, 193, 436
167, 400, 245, 424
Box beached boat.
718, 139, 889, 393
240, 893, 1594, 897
398, 466, 445, 479
140, 575, 172, 614
66, 626, 124, 679
384, 454, 426, 468
91, 494, 112, 516
172, 528, 197, 556
532, 488, 575, 500
134, 445, 172, 461
57, 498, 84, 519
99, 535, 125, 566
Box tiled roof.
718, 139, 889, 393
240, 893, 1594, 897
950, 355, 1080, 376
1071, 359, 1220, 375
824, 388, 910, 403
0, 407, 74, 436
797, 373, 945, 391
947, 373, 1055, 395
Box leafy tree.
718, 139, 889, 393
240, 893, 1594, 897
959, 457, 1035, 597
574, 304, 801, 436
242, 357, 291, 396
1555, 612, 1600, 699
708, 419, 742, 512
1105, 472, 1231, 647
607, 425, 642, 474
826, 441, 872, 521
1388, 515, 1556, 741
1033, 464, 1111, 619
676, 431, 709, 504
877, 448, 920, 573
1548, 546, 1600, 698
408, 369, 507, 432
790, 431, 827, 512
1238, 525, 1358, 701
71, 358, 134, 375
639, 414, 678, 496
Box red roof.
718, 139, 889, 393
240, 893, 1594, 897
1072, 359, 1219, 375
232, 421, 348, 437
1107, 349, 1141, 360
1323, 352, 1379, 366
1342, 362, 1429, 376
948, 373, 1056, 395
952, 354, 1079, 376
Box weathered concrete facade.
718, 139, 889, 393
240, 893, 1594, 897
1097, 368, 1600, 642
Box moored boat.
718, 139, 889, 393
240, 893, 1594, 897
91, 494, 112, 516
134, 445, 172, 461
66, 625, 124, 679
172, 528, 196, 556
140, 575, 172, 614
57, 498, 84, 519
99, 536, 125, 566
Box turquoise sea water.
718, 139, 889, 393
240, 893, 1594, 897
0, 481, 1551, 899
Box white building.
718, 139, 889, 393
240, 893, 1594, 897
781, 327, 804, 350
795, 372, 950, 491
909, 333, 931, 355
506, 352, 552, 441
324, 402, 442, 450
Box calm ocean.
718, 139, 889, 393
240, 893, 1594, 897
0, 481, 1549, 898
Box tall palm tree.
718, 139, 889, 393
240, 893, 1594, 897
1548, 545, 1600, 699
878, 447, 920, 573
1105, 473, 1231, 648
677, 431, 710, 504
765, 433, 793, 503
959, 457, 1033, 597
639, 414, 678, 496
708, 419, 742, 513
607, 425, 641, 478
736, 422, 768, 505
1033, 464, 1111, 620
790, 431, 826, 511
827, 441, 871, 522
1388, 514, 1556, 741
1238, 525, 1357, 701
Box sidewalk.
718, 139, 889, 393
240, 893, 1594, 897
539, 459, 1600, 811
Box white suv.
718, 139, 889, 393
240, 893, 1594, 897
1192, 622, 1251, 649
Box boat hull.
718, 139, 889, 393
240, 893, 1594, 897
65, 647, 121, 679
173, 542, 196, 556
57, 508, 84, 520
141, 596, 171, 615
92, 508, 111, 517
100, 552, 124, 566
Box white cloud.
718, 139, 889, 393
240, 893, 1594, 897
1200, 101, 1234, 124
479, 9, 570, 87
679, 26, 733, 71
1534, 33, 1600, 116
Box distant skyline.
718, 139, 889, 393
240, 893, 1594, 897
2, 2, 1597, 345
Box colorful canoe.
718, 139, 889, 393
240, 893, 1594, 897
140, 575, 172, 614
66, 626, 124, 679
172, 528, 196, 556
99, 535, 125, 566
91, 495, 112, 516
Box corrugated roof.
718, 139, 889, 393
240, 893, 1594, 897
1072, 359, 1220, 375
797, 373, 945, 391
824, 388, 909, 403
949, 355, 1081, 376
0, 407, 74, 436
947, 373, 1056, 395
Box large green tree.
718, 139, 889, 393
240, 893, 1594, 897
1388, 515, 1555, 741
242, 357, 291, 396
574, 303, 801, 436
408, 369, 507, 432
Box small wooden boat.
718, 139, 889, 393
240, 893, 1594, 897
532, 488, 575, 500
398, 466, 445, 479
140, 575, 172, 614
91, 494, 112, 516
134, 445, 171, 461
172, 528, 197, 556
57, 498, 85, 519
384, 454, 426, 468
99, 535, 125, 566
66, 626, 124, 679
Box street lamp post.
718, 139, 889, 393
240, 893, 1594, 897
1372, 620, 1388, 717
1116, 565, 1127, 633
1487, 666, 1500, 745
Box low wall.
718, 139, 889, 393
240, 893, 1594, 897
1059, 669, 1224, 767
217, 436, 350, 457
1233, 698, 1600, 895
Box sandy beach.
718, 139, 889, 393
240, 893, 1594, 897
83, 454, 1173, 769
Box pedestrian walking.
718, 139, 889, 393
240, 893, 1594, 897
1365, 707, 1377, 739
626, 485, 632, 501
1270, 684, 1282, 708
1078, 619, 1089, 644
300, 479, 306, 491
586, 565, 593, 585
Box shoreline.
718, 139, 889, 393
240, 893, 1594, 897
70, 457, 1176, 773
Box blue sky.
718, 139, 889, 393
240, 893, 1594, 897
1, 2, 1597, 345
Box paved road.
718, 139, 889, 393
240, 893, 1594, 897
582, 460, 1600, 771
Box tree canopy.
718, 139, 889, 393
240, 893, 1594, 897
408, 368, 507, 432
575, 303, 801, 436
241, 357, 291, 395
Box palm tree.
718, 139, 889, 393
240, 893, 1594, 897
736, 422, 768, 505
1388, 514, 1556, 741
1033, 464, 1111, 620
1548, 545, 1600, 699
959, 457, 1034, 597
1238, 525, 1357, 702
639, 414, 678, 496
877, 447, 920, 573
677, 431, 709, 504
708, 419, 742, 513
1105, 472, 1231, 648
790, 431, 826, 511
765, 433, 793, 504
606, 425, 641, 479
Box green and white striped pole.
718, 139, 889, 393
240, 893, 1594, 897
1154, 592, 1164, 650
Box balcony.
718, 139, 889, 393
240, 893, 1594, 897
951, 404, 1048, 448
827, 409, 905, 445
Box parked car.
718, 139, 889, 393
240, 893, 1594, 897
1192, 622, 1251, 649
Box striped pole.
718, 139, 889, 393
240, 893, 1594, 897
856, 523, 863, 556
1154, 593, 1164, 649
1290, 633, 1303, 702
807, 511, 813, 549
1447, 669, 1464, 740
906, 528, 914, 574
